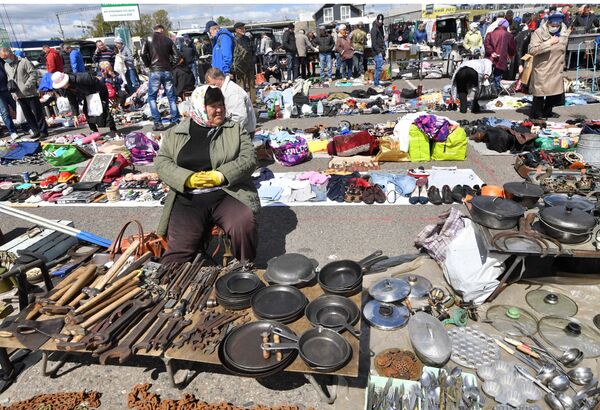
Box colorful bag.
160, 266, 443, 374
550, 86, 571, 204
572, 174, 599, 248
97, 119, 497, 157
42, 143, 91, 166
408, 124, 431, 162
270, 137, 312, 167
431, 127, 468, 161
124, 131, 160, 165
327, 131, 378, 157
103, 154, 131, 183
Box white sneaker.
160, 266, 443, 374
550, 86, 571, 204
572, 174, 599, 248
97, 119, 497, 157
9, 133, 18, 141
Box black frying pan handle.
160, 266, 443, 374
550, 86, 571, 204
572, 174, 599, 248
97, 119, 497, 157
357, 250, 384, 268
361, 256, 389, 273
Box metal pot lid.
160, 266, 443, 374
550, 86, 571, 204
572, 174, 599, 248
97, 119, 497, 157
265, 253, 317, 286
526, 289, 578, 317
408, 312, 452, 366
539, 205, 596, 234
504, 181, 544, 198
544, 194, 595, 213
363, 300, 409, 330
368, 278, 411, 302
538, 316, 600, 359
486, 305, 538, 336
470, 196, 525, 218
396, 274, 432, 299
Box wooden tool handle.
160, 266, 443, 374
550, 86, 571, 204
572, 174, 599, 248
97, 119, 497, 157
495, 339, 515, 355
95, 239, 140, 290
68, 275, 104, 308
79, 287, 141, 329
77, 282, 138, 319
53, 265, 89, 291
74, 269, 140, 314
274, 334, 282, 362
55, 265, 96, 306
262, 334, 270, 359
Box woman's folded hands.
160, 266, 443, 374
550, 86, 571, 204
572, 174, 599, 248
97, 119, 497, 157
185, 170, 225, 189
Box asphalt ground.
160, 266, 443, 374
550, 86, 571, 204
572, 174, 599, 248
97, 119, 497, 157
1, 75, 599, 408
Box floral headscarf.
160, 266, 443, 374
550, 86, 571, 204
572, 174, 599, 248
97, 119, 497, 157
190, 85, 218, 127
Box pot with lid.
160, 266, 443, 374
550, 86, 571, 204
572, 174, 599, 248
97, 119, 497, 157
504, 181, 544, 209
468, 196, 526, 230
539, 203, 597, 244
543, 193, 595, 214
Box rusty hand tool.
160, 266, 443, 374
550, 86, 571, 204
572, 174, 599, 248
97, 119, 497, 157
74, 270, 141, 315
96, 239, 141, 289
69, 275, 104, 308
75, 287, 142, 332
132, 309, 171, 354
25, 265, 97, 320
97, 297, 169, 364
56, 318, 111, 351
64, 281, 138, 325
152, 302, 191, 351
87, 295, 153, 347
55, 265, 97, 306
16, 324, 69, 342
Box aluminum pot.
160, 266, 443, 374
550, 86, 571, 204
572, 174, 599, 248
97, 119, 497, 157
504, 181, 544, 209
539, 205, 597, 244
468, 196, 526, 230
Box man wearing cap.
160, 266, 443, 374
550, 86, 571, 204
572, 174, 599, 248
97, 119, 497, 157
528, 13, 570, 119
1, 48, 47, 139
141, 24, 180, 131
315, 26, 334, 82
206, 20, 236, 77
51, 71, 117, 133
232, 22, 256, 102
335, 24, 353, 80
65, 44, 85, 74
370, 14, 386, 89
114, 37, 139, 92
282, 23, 298, 81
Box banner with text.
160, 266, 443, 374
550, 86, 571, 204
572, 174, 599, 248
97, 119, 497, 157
101, 4, 140, 22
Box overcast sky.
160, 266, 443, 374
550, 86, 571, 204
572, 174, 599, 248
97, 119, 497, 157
0, 4, 403, 41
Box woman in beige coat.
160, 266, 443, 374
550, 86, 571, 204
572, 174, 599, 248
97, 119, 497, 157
527, 13, 570, 119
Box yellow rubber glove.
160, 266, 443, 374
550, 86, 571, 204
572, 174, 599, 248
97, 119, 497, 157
185, 171, 224, 189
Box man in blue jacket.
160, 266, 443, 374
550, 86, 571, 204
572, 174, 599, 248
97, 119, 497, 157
65, 45, 85, 73
206, 20, 235, 76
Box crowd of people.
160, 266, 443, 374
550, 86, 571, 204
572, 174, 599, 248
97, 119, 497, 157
0, 4, 598, 142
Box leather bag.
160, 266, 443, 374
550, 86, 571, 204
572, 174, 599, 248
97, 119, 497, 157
109, 220, 167, 259
477, 76, 498, 101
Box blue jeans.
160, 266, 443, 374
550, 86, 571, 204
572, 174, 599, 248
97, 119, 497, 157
0, 92, 17, 134
374, 53, 384, 86
189, 62, 200, 85
319, 53, 332, 80
126, 68, 140, 93
148, 71, 179, 124
286, 52, 297, 81
493, 68, 504, 90
442, 44, 452, 59
341, 59, 353, 80
335, 52, 341, 77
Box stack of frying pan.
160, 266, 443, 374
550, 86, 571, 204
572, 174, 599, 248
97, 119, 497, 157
219, 320, 298, 377
262, 326, 353, 372
305, 294, 361, 339
251, 285, 308, 324
215, 271, 266, 310
317, 251, 388, 296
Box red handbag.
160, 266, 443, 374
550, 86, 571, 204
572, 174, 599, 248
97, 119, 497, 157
327, 131, 379, 157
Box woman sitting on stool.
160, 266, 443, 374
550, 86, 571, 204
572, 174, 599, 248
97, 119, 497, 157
156, 85, 260, 264
450, 58, 493, 114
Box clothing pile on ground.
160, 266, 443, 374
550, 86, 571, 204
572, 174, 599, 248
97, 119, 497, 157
254, 166, 484, 206
467, 116, 593, 154
255, 113, 469, 166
